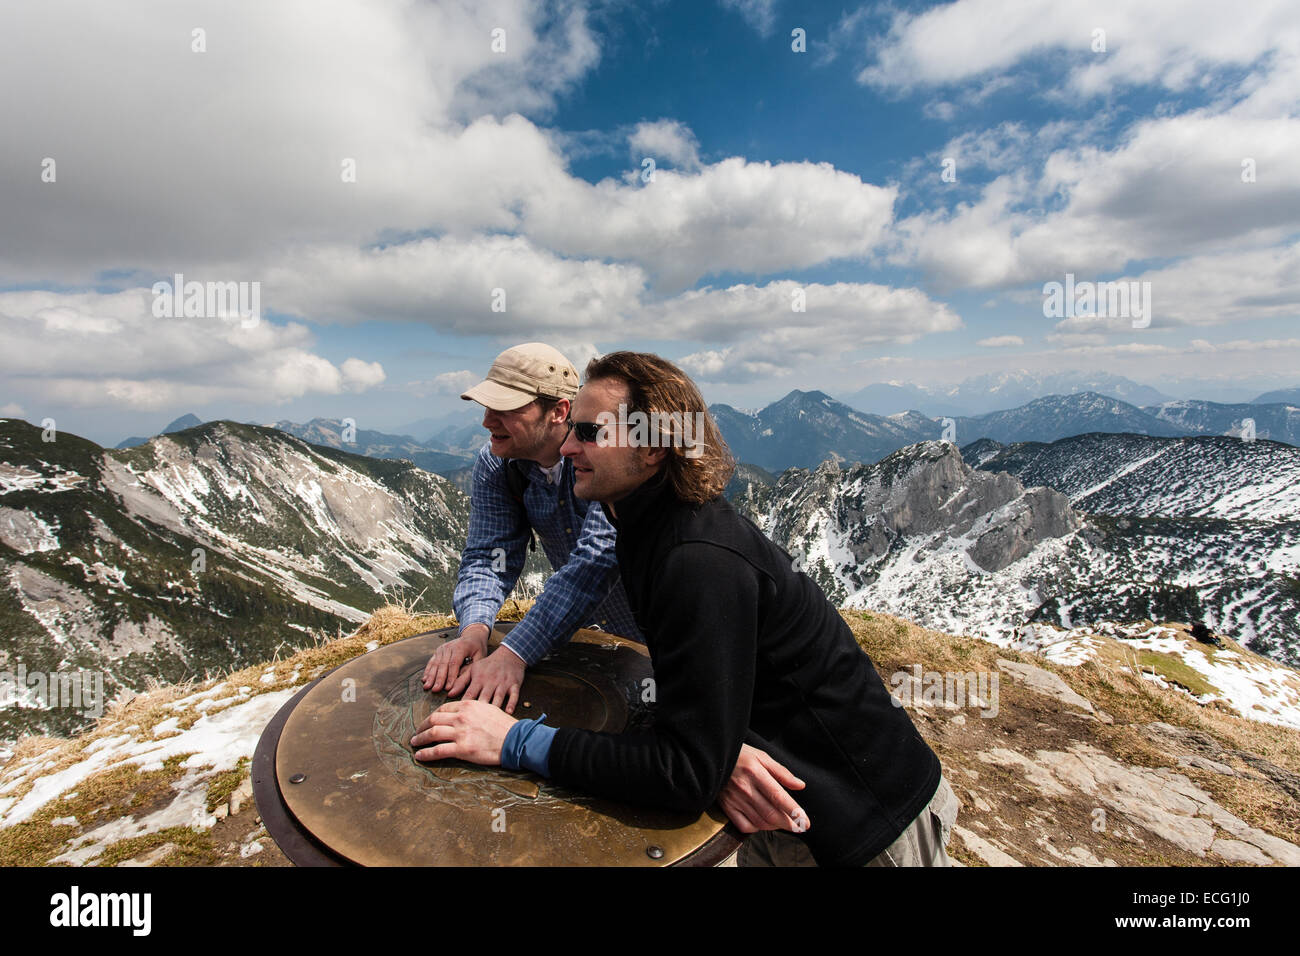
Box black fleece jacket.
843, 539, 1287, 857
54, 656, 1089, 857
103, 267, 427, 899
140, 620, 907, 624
546, 472, 942, 866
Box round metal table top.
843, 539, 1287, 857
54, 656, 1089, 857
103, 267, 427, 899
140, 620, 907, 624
255, 626, 738, 866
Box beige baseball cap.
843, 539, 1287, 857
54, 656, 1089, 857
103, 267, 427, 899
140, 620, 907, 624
460, 342, 580, 411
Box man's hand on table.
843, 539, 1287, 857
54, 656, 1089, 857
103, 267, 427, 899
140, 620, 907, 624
719, 743, 810, 834
421, 623, 527, 714
422, 623, 490, 692
446, 645, 527, 714
411, 699, 516, 765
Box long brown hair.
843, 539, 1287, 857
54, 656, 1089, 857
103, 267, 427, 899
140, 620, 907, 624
584, 351, 734, 504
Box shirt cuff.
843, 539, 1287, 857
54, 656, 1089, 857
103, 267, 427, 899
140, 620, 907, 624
500, 714, 557, 777
456, 607, 498, 633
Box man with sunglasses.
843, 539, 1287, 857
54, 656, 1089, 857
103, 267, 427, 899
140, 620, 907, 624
413, 351, 956, 866
422, 342, 643, 715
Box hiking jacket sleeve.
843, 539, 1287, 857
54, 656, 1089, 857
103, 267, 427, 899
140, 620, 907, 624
544, 541, 758, 814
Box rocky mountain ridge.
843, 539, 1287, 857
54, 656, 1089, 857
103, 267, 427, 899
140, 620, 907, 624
0, 418, 469, 741
734, 437, 1300, 670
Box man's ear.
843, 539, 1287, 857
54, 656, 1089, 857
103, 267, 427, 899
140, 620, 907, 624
642, 445, 668, 468
551, 398, 571, 424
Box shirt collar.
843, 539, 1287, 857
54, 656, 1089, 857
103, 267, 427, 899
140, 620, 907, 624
539, 458, 565, 485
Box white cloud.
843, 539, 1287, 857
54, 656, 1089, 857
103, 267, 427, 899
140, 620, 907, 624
1033, 337, 1300, 390
935, 122, 1035, 175
1186, 337, 1300, 353
264, 234, 650, 332
0, 290, 385, 410
523, 158, 897, 291
437, 370, 479, 394
0, 3, 907, 314
976, 336, 1024, 348
402, 369, 478, 400
923, 101, 957, 122
628, 119, 701, 171
872, 1, 1300, 295
719, 0, 778, 37
0, 1, 597, 285
895, 112, 1300, 290
1037, 241, 1300, 334
860, 0, 1298, 101
668, 280, 963, 383
339, 358, 387, 391
0, 403, 24, 417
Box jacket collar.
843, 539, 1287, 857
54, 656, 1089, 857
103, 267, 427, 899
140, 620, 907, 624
605, 469, 673, 531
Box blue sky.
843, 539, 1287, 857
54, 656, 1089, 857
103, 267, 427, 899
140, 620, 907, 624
2, 0, 1298, 445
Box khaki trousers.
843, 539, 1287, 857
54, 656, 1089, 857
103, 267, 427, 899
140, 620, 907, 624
737, 774, 959, 867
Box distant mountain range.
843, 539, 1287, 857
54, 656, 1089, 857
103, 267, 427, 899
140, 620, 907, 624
10, 379, 1297, 740
839, 370, 1175, 417
118, 376, 1300, 479
838, 370, 1300, 417
270, 418, 476, 474
710, 391, 939, 472
1145, 399, 1300, 444
115, 413, 204, 449
1253, 387, 1300, 404
709, 390, 1299, 472
4, 411, 1297, 750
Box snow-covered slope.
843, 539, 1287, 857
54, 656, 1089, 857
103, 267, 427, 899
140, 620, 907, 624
736, 438, 1300, 668
973, 433, 1300, 521
1145, 399, 1300, 446
0, 419, 469, 740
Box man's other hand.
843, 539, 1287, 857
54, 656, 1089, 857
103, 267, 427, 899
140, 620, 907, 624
719, 744, 810, 834
422, 624, 491, 692
410, 699, 516, 765
447, 645, 527, 714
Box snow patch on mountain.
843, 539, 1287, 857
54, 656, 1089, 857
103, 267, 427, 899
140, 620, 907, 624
0, 508, 59, 554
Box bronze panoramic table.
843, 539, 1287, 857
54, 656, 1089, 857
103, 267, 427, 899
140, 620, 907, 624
253, 625, 740, 866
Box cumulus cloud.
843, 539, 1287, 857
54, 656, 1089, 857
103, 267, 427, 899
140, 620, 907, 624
869, 0, 1300, 300
523, 158, 897, 291
668, 281, 963, 383
0, 290, 385, 410
1, 3, 907, 315
628, 119, 701, 171
264, 234, 650, 332
404, 369, 477, 399
976, 335, 1024, 347
860, 0, 1298, 101
895, 112, 1300, 291
1036, 241, 1300, 335
0, 1, 595, 284
340, 358, 387, 391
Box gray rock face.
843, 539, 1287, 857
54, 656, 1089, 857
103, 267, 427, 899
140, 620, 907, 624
968, 487, 1080, 572
975, 742, 1300, 865
996, 658, 1107, 720
742, 440, 1082, 580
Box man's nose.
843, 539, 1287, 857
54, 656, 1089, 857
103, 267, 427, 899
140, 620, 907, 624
559, 427, 579, 458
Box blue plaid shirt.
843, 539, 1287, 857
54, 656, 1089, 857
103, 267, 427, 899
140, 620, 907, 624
453, 442, 643, 665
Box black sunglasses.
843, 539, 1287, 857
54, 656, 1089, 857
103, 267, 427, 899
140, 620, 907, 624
564, 418, 604, 443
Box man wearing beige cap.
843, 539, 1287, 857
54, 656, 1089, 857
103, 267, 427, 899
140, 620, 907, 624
422, 343, 643, 713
